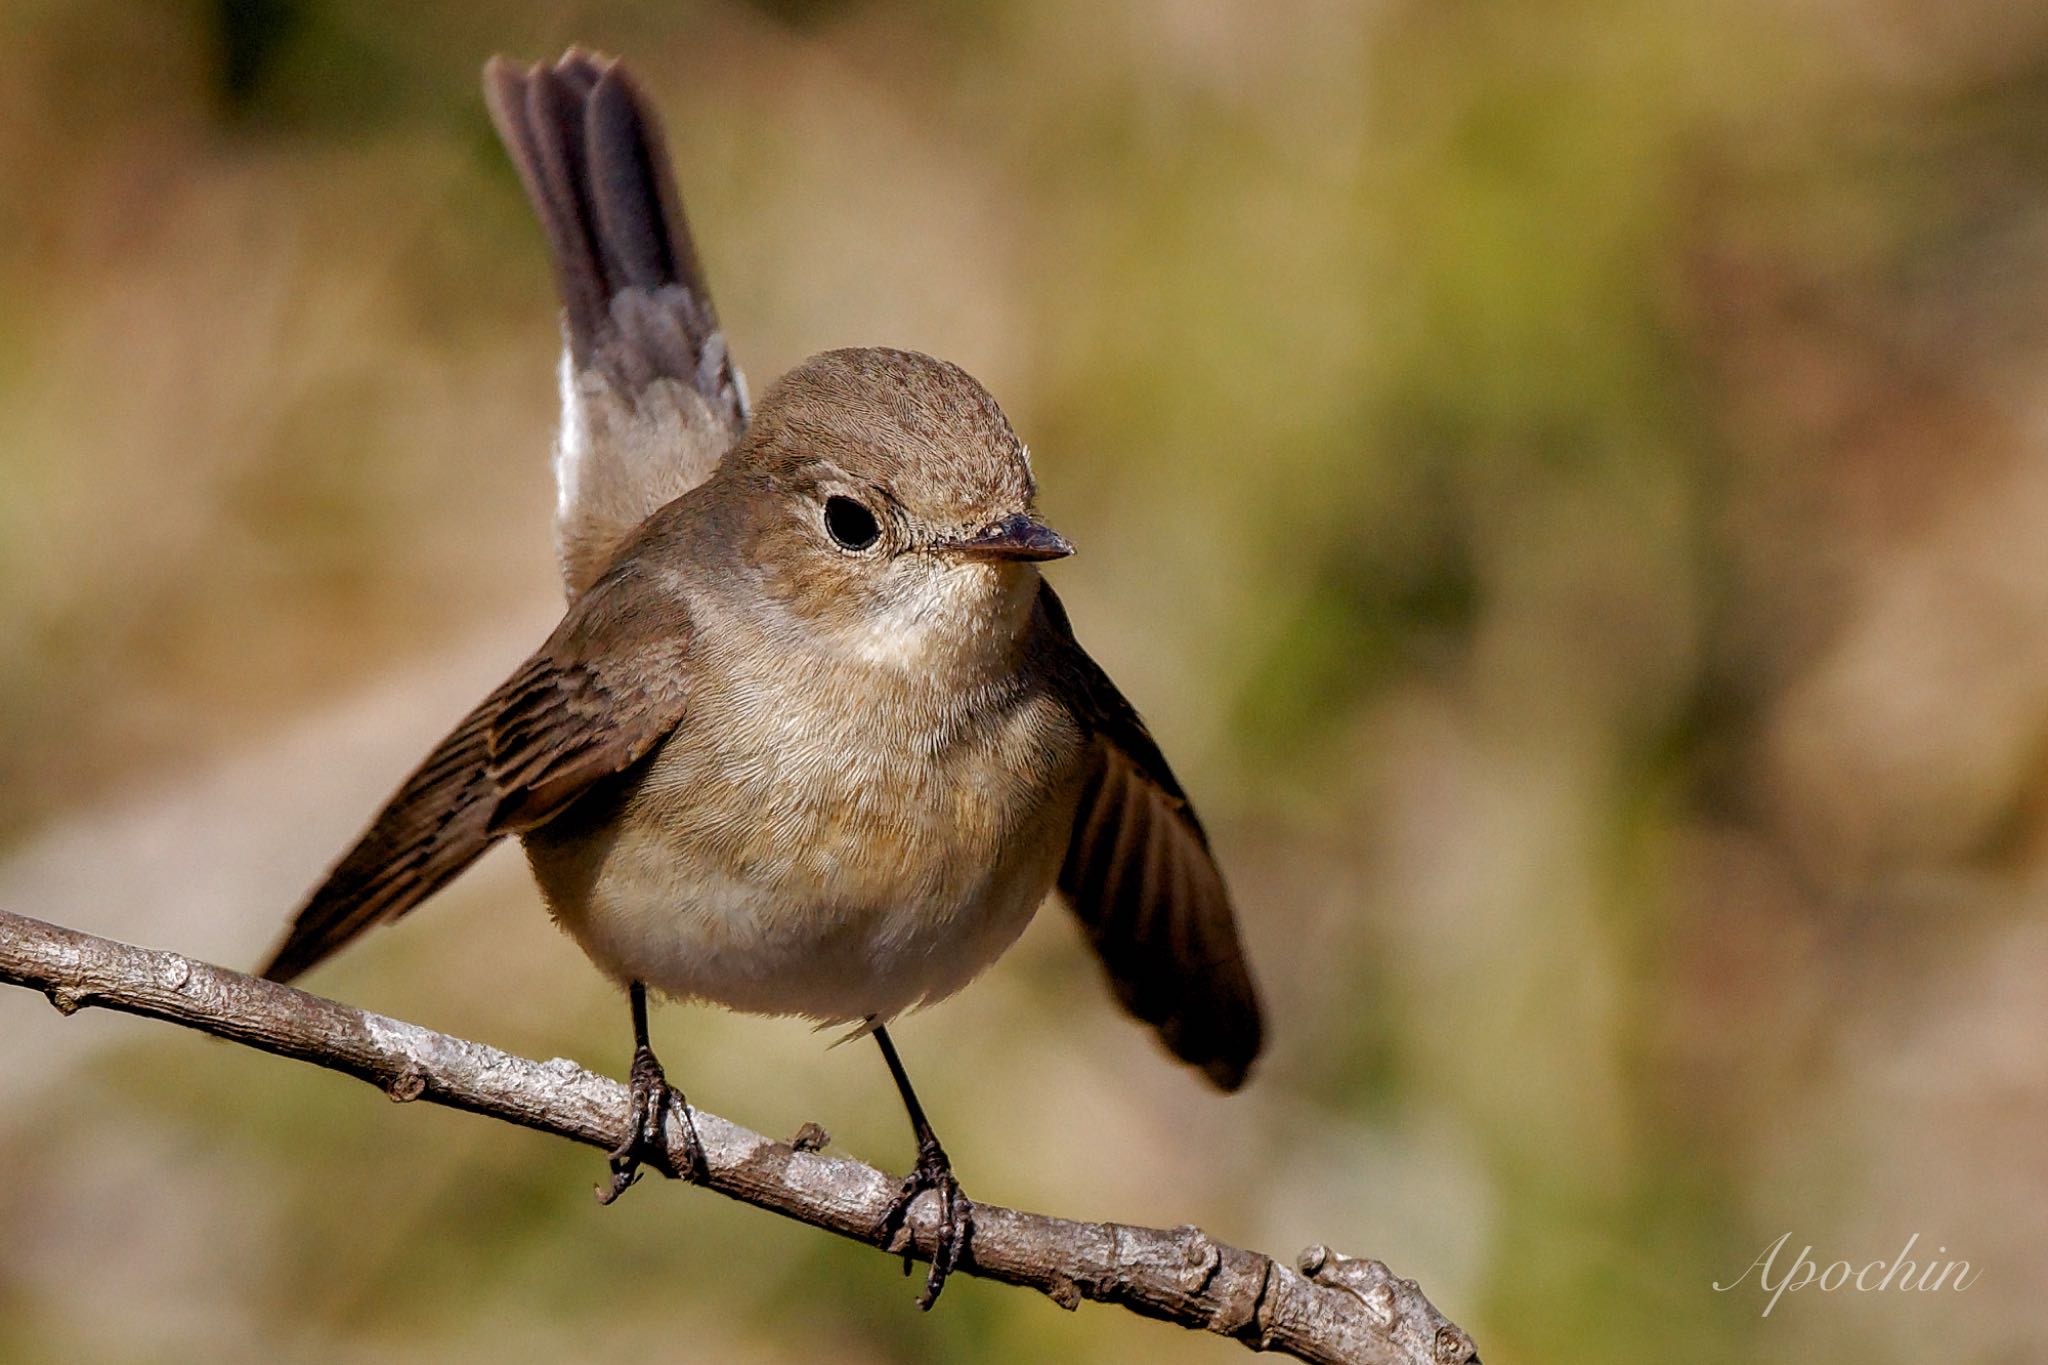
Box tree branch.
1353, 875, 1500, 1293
0, 909, 1478, 1365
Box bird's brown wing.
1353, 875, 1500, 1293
1042, 584, 1265, 1091
259, 559, 693, 984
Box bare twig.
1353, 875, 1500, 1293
0, 908, 1478, 1365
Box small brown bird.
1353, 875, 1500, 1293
260, 49, 1261, 1307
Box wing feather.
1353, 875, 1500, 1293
1043, 585, 1264, 1090
259, 562, 692, 984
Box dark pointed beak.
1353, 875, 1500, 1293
944, 512, 1074, 563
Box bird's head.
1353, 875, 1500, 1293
719, 347, 1069, 672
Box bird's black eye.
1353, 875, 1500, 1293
823, 495, 881, 551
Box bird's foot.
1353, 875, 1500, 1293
596, 1043, 701, 1205
878, 1132, 974, 1310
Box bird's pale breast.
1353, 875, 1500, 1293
522, 624, 1088, 1024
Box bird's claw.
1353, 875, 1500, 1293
878, 1133, 973, 1310
596, 1043, 701, 1205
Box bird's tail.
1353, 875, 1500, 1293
485, 50, 749, 596
484, 50, 739, 398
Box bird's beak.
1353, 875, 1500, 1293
942, 512, 1074, 563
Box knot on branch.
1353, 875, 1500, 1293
1176, 1225, 1224, 1294
1297, 1245, 1479, 1364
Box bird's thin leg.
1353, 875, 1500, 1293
873, 1024, 973, 1309
597, 981, 702, 1204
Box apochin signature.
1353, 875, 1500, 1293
1715, 1233, 1979, 1316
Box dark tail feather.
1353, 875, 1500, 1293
484, 49, 742, 420
485, 51, 608, 351
585, 65, 698, 295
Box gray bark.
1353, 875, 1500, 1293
0, 908, 1479, 1365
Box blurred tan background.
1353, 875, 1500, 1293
4, 1, 2047, 1361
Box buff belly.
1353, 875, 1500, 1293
528, 827, 1062, 1024
520, 717, 1085, 1024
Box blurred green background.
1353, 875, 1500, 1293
4, 1, 2046, 1361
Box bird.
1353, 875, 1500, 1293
258, 48, 1262, 1309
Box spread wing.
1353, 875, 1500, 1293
259, 559, 693, 984
1043, 585, 1265, 1090
485, 49, 748, 600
